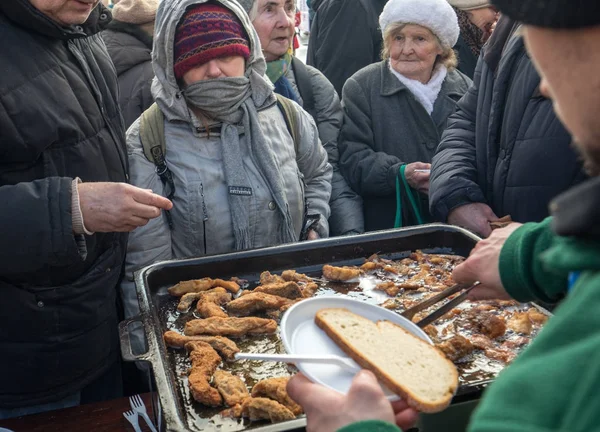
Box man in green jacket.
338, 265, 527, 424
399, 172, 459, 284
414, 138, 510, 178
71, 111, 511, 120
287, 0, 600, 430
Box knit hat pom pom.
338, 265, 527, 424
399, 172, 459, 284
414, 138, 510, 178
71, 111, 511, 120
174, 2, 250, 80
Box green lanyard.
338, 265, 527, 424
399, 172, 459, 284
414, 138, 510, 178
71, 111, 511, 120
394, 164, 424, 228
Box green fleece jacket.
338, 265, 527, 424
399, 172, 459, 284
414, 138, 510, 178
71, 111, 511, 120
339, 202, 600, 432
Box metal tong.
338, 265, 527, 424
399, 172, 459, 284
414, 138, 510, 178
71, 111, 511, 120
401, 282, 480, 328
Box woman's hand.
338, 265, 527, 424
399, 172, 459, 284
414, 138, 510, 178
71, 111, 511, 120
287, 371, 419, 432
404, 162, 431, 194
453, 223, 523, 301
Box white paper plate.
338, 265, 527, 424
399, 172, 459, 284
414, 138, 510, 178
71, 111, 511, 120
280, 296, 432, 400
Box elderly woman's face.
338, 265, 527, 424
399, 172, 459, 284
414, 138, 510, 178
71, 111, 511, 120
466, 7, 499, 39
182, 56, 246, 85
29, 0, 100, 26
389, 24, 443, 83
251, 0, 295, 62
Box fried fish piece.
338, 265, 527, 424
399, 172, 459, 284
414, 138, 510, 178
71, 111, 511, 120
360, 261, 379, 271
199, 287, 232, 305
197, 301, 229, 318
374, 281, 400, 297
260, 271, 285, 285
168, 278, 215, 296
322, 264, 362, 282
184, 317, 278, 337
241, 397, 296, 423
527, 308, 549, 325
281, 270, 312, 283
240, 281, 304, 300
508, 312, 533, 335
469, 334, 494, 350
213, 370, 250, 407
213, 278, 241, 294
185, 341, 223, 406
251, 377, 303, 415
463, 311, 507, 339
301, 282, 319, 298
219, 404, 244, 418
163, 331, 240, 360
227, 292, 292, 316
436, 335, 475, 362
177, 292, 202, 312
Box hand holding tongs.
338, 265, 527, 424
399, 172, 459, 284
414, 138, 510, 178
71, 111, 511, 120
401, 282, 480, 328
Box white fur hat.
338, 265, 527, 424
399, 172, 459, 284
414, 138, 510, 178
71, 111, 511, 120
379, 0, 460, 48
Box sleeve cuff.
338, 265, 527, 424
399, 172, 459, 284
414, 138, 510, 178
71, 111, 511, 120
71, 178, 94, 236
338, 420, 403, 432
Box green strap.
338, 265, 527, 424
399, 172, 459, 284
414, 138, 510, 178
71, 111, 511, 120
394, 165, 424, 228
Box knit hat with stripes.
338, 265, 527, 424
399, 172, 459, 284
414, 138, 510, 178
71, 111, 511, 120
174, 2, 250, 80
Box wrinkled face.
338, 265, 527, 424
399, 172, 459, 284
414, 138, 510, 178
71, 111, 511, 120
466, 7, 498, 39
251, 0, 295, 62
182, 56, 246, 84
524, 25, 600, 176
388, 24, 443, 83
29, 0, 100, 26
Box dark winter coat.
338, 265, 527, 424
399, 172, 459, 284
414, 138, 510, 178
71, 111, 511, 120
339, 61, 471, 231
0, 1, 127, 408
103, 21, 154, 129
307, 0, 388, 96
429, 18, 586, 223
454, 35, 478, 79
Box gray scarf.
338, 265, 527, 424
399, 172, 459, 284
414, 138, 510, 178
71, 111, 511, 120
183, 75, 297, 250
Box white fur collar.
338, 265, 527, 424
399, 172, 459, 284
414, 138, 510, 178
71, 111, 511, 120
389, 63, 448, 115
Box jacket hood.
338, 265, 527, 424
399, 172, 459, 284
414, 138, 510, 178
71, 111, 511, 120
0, 0, 111, 40
151, 0, 271, 122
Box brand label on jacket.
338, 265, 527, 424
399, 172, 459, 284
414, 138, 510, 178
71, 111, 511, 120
229, 186, 253, 196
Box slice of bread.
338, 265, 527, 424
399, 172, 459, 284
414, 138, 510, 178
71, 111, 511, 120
315, 308, 458, 413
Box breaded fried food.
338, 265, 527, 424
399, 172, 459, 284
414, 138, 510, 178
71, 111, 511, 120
476, 314, 507, 339
528, 308, 548, 325
219, 404, 244, 418
227, 292, 292, 316
322, 264, 362, 282
168, 278, 215, 296
177, 292, 202, 312
423, 325, 438, 342
260, 271, 285, 285
240, 281, 304, 300
213, 371, 250, 406
251, 377, 303, 415
163, 331, 240, 360
375, 281, 400, 297
241, 397, 296, 423
361, 261, 379, 271
199, 287, 232, 305
184, 317, 278, 337
197, 301, 228, 318
437, 335, 474, 362
508, 312, 533, 335
469, 334, 494, 350
168, 278, 240, 296
281, 270, 312, 283
301, 282, 319, 298
185, 342, 222, 406
213, 278, 241, 294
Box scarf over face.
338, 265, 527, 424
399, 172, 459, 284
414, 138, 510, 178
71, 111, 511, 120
152, 0, 298, 250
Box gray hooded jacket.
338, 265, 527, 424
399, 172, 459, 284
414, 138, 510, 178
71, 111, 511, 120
120, 0, 332, 322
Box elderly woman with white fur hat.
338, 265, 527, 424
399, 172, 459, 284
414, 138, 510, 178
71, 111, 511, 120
338, 0, 471, 232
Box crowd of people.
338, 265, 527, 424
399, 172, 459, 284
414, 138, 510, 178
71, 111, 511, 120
1, 0, 599, 430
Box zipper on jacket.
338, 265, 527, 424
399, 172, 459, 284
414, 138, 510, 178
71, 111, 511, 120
200, 182, 209, 255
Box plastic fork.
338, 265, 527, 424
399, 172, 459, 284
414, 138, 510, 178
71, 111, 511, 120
123, 409, 142, 432
130, 394, 158, 432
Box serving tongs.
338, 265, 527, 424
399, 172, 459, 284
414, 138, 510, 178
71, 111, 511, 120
401, 282, 480, 328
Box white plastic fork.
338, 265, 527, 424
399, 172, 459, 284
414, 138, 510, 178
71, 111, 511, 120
123, 409, 142, 432
130, 394, 158, 432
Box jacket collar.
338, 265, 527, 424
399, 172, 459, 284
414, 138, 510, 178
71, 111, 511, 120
0, 0, 111, 40
551, 176, 600, 241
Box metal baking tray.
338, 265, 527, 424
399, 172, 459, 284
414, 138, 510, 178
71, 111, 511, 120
118, 224, 534, 432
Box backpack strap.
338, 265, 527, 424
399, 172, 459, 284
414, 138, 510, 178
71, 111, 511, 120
139, 103, 175, 229
291, 56, 317, 121
275, 93, 301, 155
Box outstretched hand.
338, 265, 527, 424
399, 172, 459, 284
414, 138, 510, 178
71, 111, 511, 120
287, 371, 418, 432
78, 182, 173, 233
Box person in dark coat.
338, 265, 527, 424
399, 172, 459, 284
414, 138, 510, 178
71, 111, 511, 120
102, 0, 157, 129
306, 0, 387, 96
449, 0, 499, 78
0, 0, 171, 419
429, 15, 586, 238
238, 0, 365, 236
338, 0, 471, 232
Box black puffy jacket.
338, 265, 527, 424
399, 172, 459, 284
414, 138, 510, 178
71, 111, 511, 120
103, 21, 154, 129
430, 18, 586, 223
0, 1, 127, 407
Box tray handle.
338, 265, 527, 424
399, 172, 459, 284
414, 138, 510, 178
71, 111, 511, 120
119, 315, 151, 362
